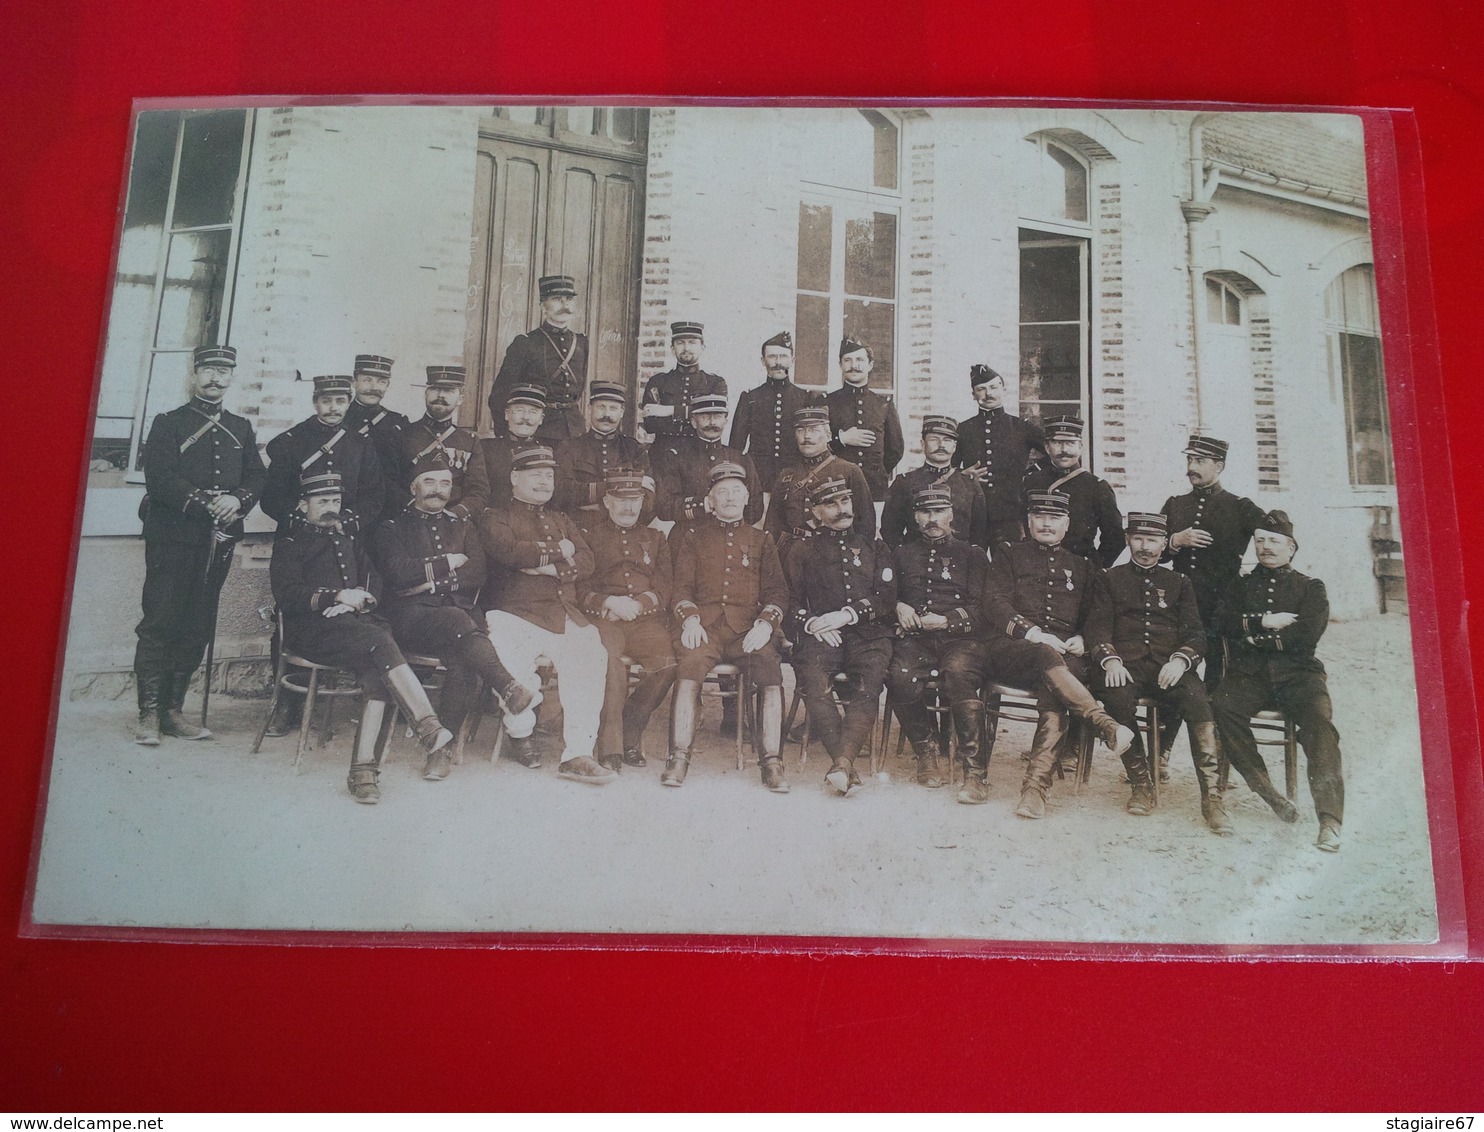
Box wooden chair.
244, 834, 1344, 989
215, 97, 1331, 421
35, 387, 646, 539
784, 672, 886, 775
1217, 710, 1299, 800
250, 611, 363, 773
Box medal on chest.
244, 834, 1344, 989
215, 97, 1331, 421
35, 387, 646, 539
1156, 587, 1168, 609
741, 548, 750, 569
941, 558, 952, 581
1064, 568, 1075, 592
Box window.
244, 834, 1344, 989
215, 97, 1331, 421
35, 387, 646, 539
1018, 231, 1089, 426
93, 109, 251, 485
1022, 137, 1089, 227
487, 106, 648, 155
1326, 264, 1392, 486
1206, 277, 1244, 326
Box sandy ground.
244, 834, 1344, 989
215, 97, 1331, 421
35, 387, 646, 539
29, 612, 1438, 949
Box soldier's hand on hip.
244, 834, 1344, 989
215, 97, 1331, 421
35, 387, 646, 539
1157, 657, 1187, 689
1262, 611, 1299, 629
1103, 659, 1131, 688
681, 615, 708, 650
742, 621, 773, 653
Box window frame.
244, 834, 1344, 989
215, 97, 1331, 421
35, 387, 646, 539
1017, 230, 1092, 445
1324, 263, 1393, 488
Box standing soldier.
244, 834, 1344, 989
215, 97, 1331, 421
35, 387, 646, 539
578, 470, 677, 773
667, 463, 790, 792
785, 477, 897, 796
1211, 511, 1346, 852
396, 365, 490, 522
344, 353, 410, 484
651, 393, 764, 528
1022, 414, 1123, 567
262, 374, 386, 534
880, 415, 988, 551
953, 364, 1046, 549
826, 337, 903, 507
487, 274, 587, 443
133, 344, 265, 745
480, 384, 546, 511
1085, 512, 1229, 833
555, 381, 654, 522
765, 405, 875, 564
729, 330, 824, 495
638, 320, 726, 444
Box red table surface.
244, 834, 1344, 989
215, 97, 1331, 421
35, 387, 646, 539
4, 0, 1483, 1112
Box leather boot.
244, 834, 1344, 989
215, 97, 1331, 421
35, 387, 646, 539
347, 699, 386, 804
953, 699, 989, 805
909, 737, 944, 788
133, 670, 163, 746
1190, 721, 1233, 835
160, 670, 212, 740
382, 664, 452, 753
663, 679, 701, 786
825, 755, 854, 796
758, 685, 789, 793
1241, 764, 1300, 824
264, 691, 303, 738
1120, 726, 1156, 815
1015, 710, 1065, 819
1044, 666, 1133, 757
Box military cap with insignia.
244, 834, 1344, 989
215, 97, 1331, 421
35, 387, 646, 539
538, 274, 578, 299
603, 468, 647, 499
1183, 433, 1230, 460
1027, 491, 1071, 515
689, 393, 729, 416
300, 471, 344, 498
913, 485, 954, 510
969, 363, 1002, 389
193, 345, 237, 369
1043, 414, 1085, 440
589, 381, 627, 404
708, 461, 749, 487
309, 374, 355, 396
409, 449, 454, 483
510, 445, 558, 472
1125, 511, 1168, 536
353, 354, 394, 377
670, 320, 705, 340
808, 475, 854, 507
424, 365, 467, 388
505, 384, 548, 409
838, 336, 872, 359
762, 330, 794, 352
1257, 509, 1297, 548
793, 404, 832, 427
921, 414, 958, 439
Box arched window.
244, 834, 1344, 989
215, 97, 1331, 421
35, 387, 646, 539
1325, 264, 1392, 486
1022, 137, 1089, 225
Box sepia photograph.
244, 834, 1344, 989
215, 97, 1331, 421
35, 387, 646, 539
26, 100, 1443, 950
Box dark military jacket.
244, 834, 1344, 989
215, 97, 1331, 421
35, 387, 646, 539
784, 529, 897, 644
371, 504, 485, 613
729, 378, 825, 489
650, 436, 764, 526
269, 523, 373, 617
554, 429, 654, 521
478, 432, 538, 511
488, 323, 588, 441
344, 398, 409, 455
1217, 564, 1331, 677
826, 384, 904, 500
576, 515, 671, 623
764, 452, 876, 558
141, 398, 266, 544
1086, 562, 1203, 671
880, 464, 988, 550
640, 364, 727, 439
670, 518, 787, 636
395, 415, 490, 522
1022, 464, 1123, 567
983, 539, 1102, 641
952, 407, 1046, 525
263, 416, 386, 533
1161, 483, 1267, 626
892, 536, 986, 637
477, 501, 594, 634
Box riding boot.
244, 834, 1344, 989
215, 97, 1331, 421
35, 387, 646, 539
758, 685, 789, 793
158, 668, 212, 739
1044, 665, 1133, 757
663, 679, 700, 786
382, 663, 452, 754
953, 699, 989, 805
133, 669, 163, 746
347, 699, 386, 803
1190, 721, 1233, 834
1015, 710, 1066, 819
1234, 760, 1300, 823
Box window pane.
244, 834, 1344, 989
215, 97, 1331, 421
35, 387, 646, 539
863, 110, 898, 190
795, 293, 831, 387
124, 112, 177, 231
797, 202, 832, 292
843, 299, 894, 390
843, 211, 896, 299
1020, 323, 1083, 404
172, 111, 245, 228
1206, 277, 1225, 323
610, 107, 638, 142
501, 106, 544, 126
155, 229, 231, 349
1342, 332, 1392, 485
559, 168, 596, 324
1225, 287, 1242, 326
135, 351, 196, 471
1047, 143, 1088, 223
565, 107, 601, 136
800, 107, 882, 191
1020, 243, 1081, 323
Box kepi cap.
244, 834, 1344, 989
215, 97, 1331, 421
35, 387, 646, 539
1043, 414, 1085, 440
689, 393, 729, 416
1184, 434, 1230, 460
538, 274, 578, 299
793, 405, 831, 428
1125, 512, 1168, 536
510, 445, 557, 472
913, 485, 954, 511
1027, 491, 1071, 516
708, 462, 748, 488
808, 476, 853, 508
670, 320, 704, 340
299, 471, 343, 498
353, 354, 393, 377
921, 414, 958, 439
603, 468, 647, 499
424, 365, 466, 388
193, 345, 236, 370
589, 381, 627, 404
310, 374, 354, 397
505, 384, 547, 409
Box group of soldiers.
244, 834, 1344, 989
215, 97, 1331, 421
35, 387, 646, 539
132, 274, 1347, 852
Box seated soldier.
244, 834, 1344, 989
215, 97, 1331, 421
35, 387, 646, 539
578, 469, 677, 773
370, 452, 541, 782
1085, 512, 1230, 833
1211, 510, 1346, 852
785, 476, 896, 796
268, 471, 454, 804
667, 462, 789, 792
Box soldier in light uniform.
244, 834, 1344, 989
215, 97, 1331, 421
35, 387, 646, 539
578, 470, 677, 773
638, 320, 726, 443
1085, 512, 1229, 833
487, 274, 588, 442
729, 330, 825, 495
269, 472, 454, 804
826, 337, 904, 507
765, 404, 875, 565
133, 344, 265, 745
395, 365, 490, 522
651, 393, 764, 528
1022, 414, 1123, 567
667, 463, 790, 792
880, 415, 988, 551
344, 354, 410, 496
555, 381, 654, 523
480, 384, 546, 511
263, 374, 386, 534
953, 364, 1046, 549
785, 477, 896, 795
1211, 511, 1346, 852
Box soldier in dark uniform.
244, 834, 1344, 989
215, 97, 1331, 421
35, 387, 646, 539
667, 463, 790, 792
729, 330, 825, 494
764, 405, 876, 564
269, 472, 454, 804
1160, 433, 1266, 690
370, 452, 540, 782
638, 320, 726, 443
479, 384, 546, 511
262, 374, 386, 534
487, 274, 587, 442
344, 354, 410, 491
887, 486, 989, 791
555, 382, 654, 523
784, 477, 896, 795
953, 364, 1046, 549
578, 470, 676, 773
979, 491, 1121, 812
881, 415, 988, 551
1211, 511, 1346, 852
133, 344, 266, 745
1085, 512, 1229, 833
394, 365, 490, 523
651, 393, 764, 527
1022, 414, 1123, 567
827, 337, 903, 505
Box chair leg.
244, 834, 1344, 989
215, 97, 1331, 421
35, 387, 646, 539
784, 686, 805, 766
1285, 719, 1299, 801
293, 668, 319, 774
1147, 703, 1161, 806
317, 680, 337, 749
252, 657, 288, 755
1075, 722, 1095, 792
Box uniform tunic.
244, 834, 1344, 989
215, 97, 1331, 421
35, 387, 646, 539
979, 539, 1102, 697
764, 452, 876, 562
344, 399, 409, 511
888, 536, 987, 705
1022, 464, 1124, 567
880, 464, 989, 551
263, 417, 386, 533
554, 429, 654, 522
729, 377, 825, 490
650, 437, 765, 526
396, 415, 491, 522
488, 323, 589, 441
670, 518, 787, 685
640, 364, 727, 439
952, 407, 1046, 544
478, 432, 537, 510
1160, 483, 1266, 628
826, 383, 904, 500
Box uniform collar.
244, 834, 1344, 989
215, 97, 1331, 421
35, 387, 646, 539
606, 515, 642, 533
191, 397, 224, 416
676, 362, 700, 373
977, 406, 1005, 419
1254, 562, 1293, 577
586, 427, 620, 442
1192, 482, 1226, 500
418, 414, 456, 432
516, 500, 547, 513
925, 462, 952, 479
803, 451, 830, 467
766, 375, 792, 387
413, 505, 449, 520
716, 517, 745, 531
542, 322, 572, 337
923, 533, 951, 548
1032, 540, 1063, 553
309, 417, 343, 436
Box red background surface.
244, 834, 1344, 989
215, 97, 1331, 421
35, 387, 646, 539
4, 0, 1484, 1111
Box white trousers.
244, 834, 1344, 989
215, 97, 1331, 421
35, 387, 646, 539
483, 610, 606, 763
